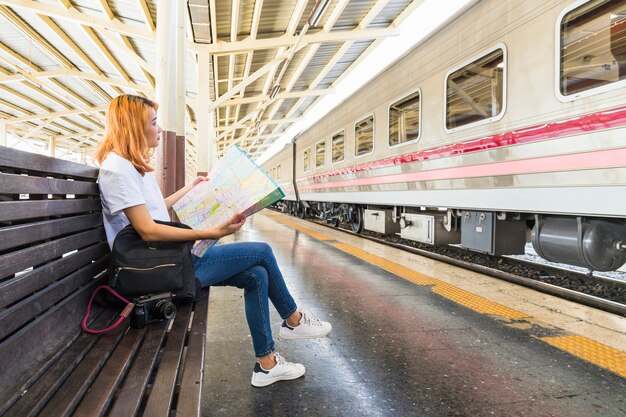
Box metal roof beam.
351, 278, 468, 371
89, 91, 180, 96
214, 116, 299, 132
136, 0, 156, 31
218, 88, 333, 107
0, 0, 155, 40
37, 14, 115, 100
8, 105, 107, 123
189, 27, 399, 55
0, 42, 101, 119
209, 51, 291, 111
0, 68, 151, 92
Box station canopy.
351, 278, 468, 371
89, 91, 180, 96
0, 0, 416, 169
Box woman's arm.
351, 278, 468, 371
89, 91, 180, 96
163, 176, 209, 210
124, 204, 245, 242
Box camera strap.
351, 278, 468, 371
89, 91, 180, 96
82, 285, 135, 335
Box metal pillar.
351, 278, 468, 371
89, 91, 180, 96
209, 104, 216, 169
49, 136, 56, 157
155, 0, 178, 197
0, 119, 6, 147
175, 0, 186, 189
197, 53, 211, 176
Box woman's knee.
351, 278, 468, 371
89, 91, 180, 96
253, 242, 273, 258
243, 265, 268, 290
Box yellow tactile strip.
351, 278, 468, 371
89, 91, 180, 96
542, 335, 626, 378
331, 242, 439, 286
433, 283, 530, 319
333, 242, 529, 319
262, 213, 334, 241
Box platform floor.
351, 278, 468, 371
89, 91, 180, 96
201, 211, 626, 417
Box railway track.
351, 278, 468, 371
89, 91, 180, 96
293, 212, 626, 317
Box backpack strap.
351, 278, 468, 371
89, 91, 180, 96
82, 285, 134, 334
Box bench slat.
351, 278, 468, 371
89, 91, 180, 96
0, 198, 101, 222
73, 329, 145, 417
37, 323, 128, 417
106, 322, 168, 417
0, 228, 105, 280
143, 303, 193, 417
0, 146, 99, 179
0, 172, 98, 196
3, 309, 116, 417
177, 288, 209, 417
0, 258, 109, 339
0, 243, 108, 309
0, 280, 103, 416
0, 213, 102, 252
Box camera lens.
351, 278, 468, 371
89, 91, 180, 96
152, 300, 176, 320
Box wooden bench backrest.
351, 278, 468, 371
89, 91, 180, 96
0, 146, 110, 413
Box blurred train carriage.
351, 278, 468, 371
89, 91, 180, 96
262, 0, 626, 273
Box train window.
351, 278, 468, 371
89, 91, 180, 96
316, 140, 326, 168
303, 148, 311, 171
389, 90, 420, 147
445, 47, 505, 131
332, 130, 345, 163
355, 115, 374, 157
276, 165, 282, 180
559, 0, 626, 99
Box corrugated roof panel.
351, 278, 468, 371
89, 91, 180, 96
257, 0, 299, 38
292, 41, 342, 90
370, 0, 413, 27
318, 39, 374, 87
333, 0, 373, 29
4, 80, 65, 112
5, 8, 95, 71
293, 95, 316, 117
51, 18, 121, 74
0, 15, 59, 72
107, 0, 150, 25
51, 73, 110, 106
215, 0, 234, 40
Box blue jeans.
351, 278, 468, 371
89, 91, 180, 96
192, 242, 298, 357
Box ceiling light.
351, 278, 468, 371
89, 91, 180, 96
307, 0, 331, 28
269, 84, 281, 99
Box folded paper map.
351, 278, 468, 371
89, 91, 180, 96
173, 145, 285, 256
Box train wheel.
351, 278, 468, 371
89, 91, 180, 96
350, 205, 363, 233
298, 203, 307, 219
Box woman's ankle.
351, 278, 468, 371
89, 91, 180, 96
257, 353, 276, 370
285, 311, 302, 328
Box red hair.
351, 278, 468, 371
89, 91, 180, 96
95, 95, 158, 175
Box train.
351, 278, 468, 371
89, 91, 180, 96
261, 0, 626, 272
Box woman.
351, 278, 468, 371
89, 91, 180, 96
96, 94, 331, 388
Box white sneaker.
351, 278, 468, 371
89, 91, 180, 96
251, 352, 305, 387
279, 310, 332, 340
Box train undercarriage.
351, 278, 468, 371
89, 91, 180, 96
277, 200, 626, 273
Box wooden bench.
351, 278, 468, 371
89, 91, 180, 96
0, 146, 208, 417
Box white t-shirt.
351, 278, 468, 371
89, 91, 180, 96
98, 152, 170, 249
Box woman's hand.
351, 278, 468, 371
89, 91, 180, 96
165, 176, 210, 210
191, 176, 209, 187
213, 213, 246, 238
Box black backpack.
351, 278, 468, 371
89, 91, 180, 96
109, 220, 199, 303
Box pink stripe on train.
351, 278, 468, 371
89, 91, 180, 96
299, 105, 626, 183
297, 147, 626, 191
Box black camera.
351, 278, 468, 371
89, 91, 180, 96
130, 292, 177, 329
